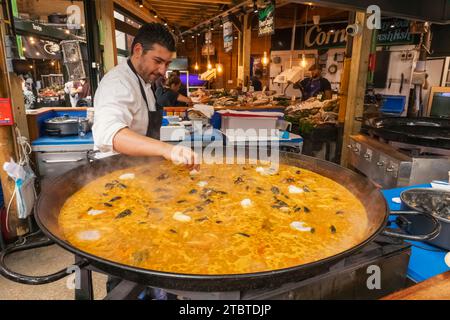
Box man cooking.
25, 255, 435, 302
93, 23, 198, 298
93, 22, 197, 167
294, 64, 332, 101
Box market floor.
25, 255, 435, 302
0, 244, 107, 300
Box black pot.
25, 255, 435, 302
44, 115, 90, 136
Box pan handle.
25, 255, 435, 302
382, 210, 441, 241
0, 231, 89, 285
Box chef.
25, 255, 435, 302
93, 23, 198, 298
294, 64, 332, 101
93, 22, 197, 167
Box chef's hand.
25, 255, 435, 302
163, 145, 200, 171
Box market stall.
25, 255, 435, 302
0, 0, 450, 304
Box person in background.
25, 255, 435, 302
170, 70, 188, 97
76, 78, 91, 99
294, 64, 332, 101
156, 75, 192, 107
251, 69, 263, 92
64, 81, 79, 107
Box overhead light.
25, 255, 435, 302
29, 65, 33, 69
300, 54, 307, 68
65, 30, 70, 34
262, 51, 269, 66
253, 0, 258, 13
51, 61, 55, 66
207, 62, 212, 70
137, 0, 143, 8
390, 24, 395, 28
194, 62, 199, 71
197, 33, 201, 36
313, 15, 320, 25
36, 52, 40, 56
22, 47, 26, 52
182, 39, 185, 43
192, 35, 195, 38
217, 64, 223, 74
329, 29, 335, 33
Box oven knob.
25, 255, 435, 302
347, 144, 353, 149
386, 166, 395, 172
353, 147, 359, 153
377, 161, 385, 167
364, 154, 370, 159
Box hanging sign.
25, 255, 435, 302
223, 20, 233, 53
272, 18, 419, 51
258, 3, 275, 37
202, 31, 215, 56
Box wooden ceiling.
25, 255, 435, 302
146, 0, 246, 29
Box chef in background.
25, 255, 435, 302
156, 75, 192, 107
294, 64, 332, 101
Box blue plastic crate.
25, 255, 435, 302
380, 95, 406, 114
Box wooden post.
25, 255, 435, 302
0, 9, 28, 237
96, 0, 118, 73
242, 14, 251, 87
340, 12, 373, 167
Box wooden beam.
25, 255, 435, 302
228, 13, 242, 33
154, 9, 219, 16
242, 14, 251, 86
152, 2, 220, 9
157, 0, 232, 4
114, 0, 158, 23
97, 0, 118, 72
0, 9, 28, 237
340, 12, 373, 167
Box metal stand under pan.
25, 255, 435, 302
96, 236, 411, 300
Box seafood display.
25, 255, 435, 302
189, 88, 292, 108
284, 98, 340, 132
59, 161, 368, 275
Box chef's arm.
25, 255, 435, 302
113, 128, 170, 157
113, 128, 198, 169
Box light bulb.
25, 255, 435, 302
217, 64, 223, 74
194, 62, 199, 71
300, 55, 307, 68
262, 51, 269, 66
207, 63, 212, 70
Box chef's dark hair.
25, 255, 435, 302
131, 23, 176, 55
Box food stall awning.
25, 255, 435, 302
290, 0, 450, 24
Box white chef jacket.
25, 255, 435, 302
92, 61, 156, 154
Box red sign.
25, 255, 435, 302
0, 98, 14, 126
